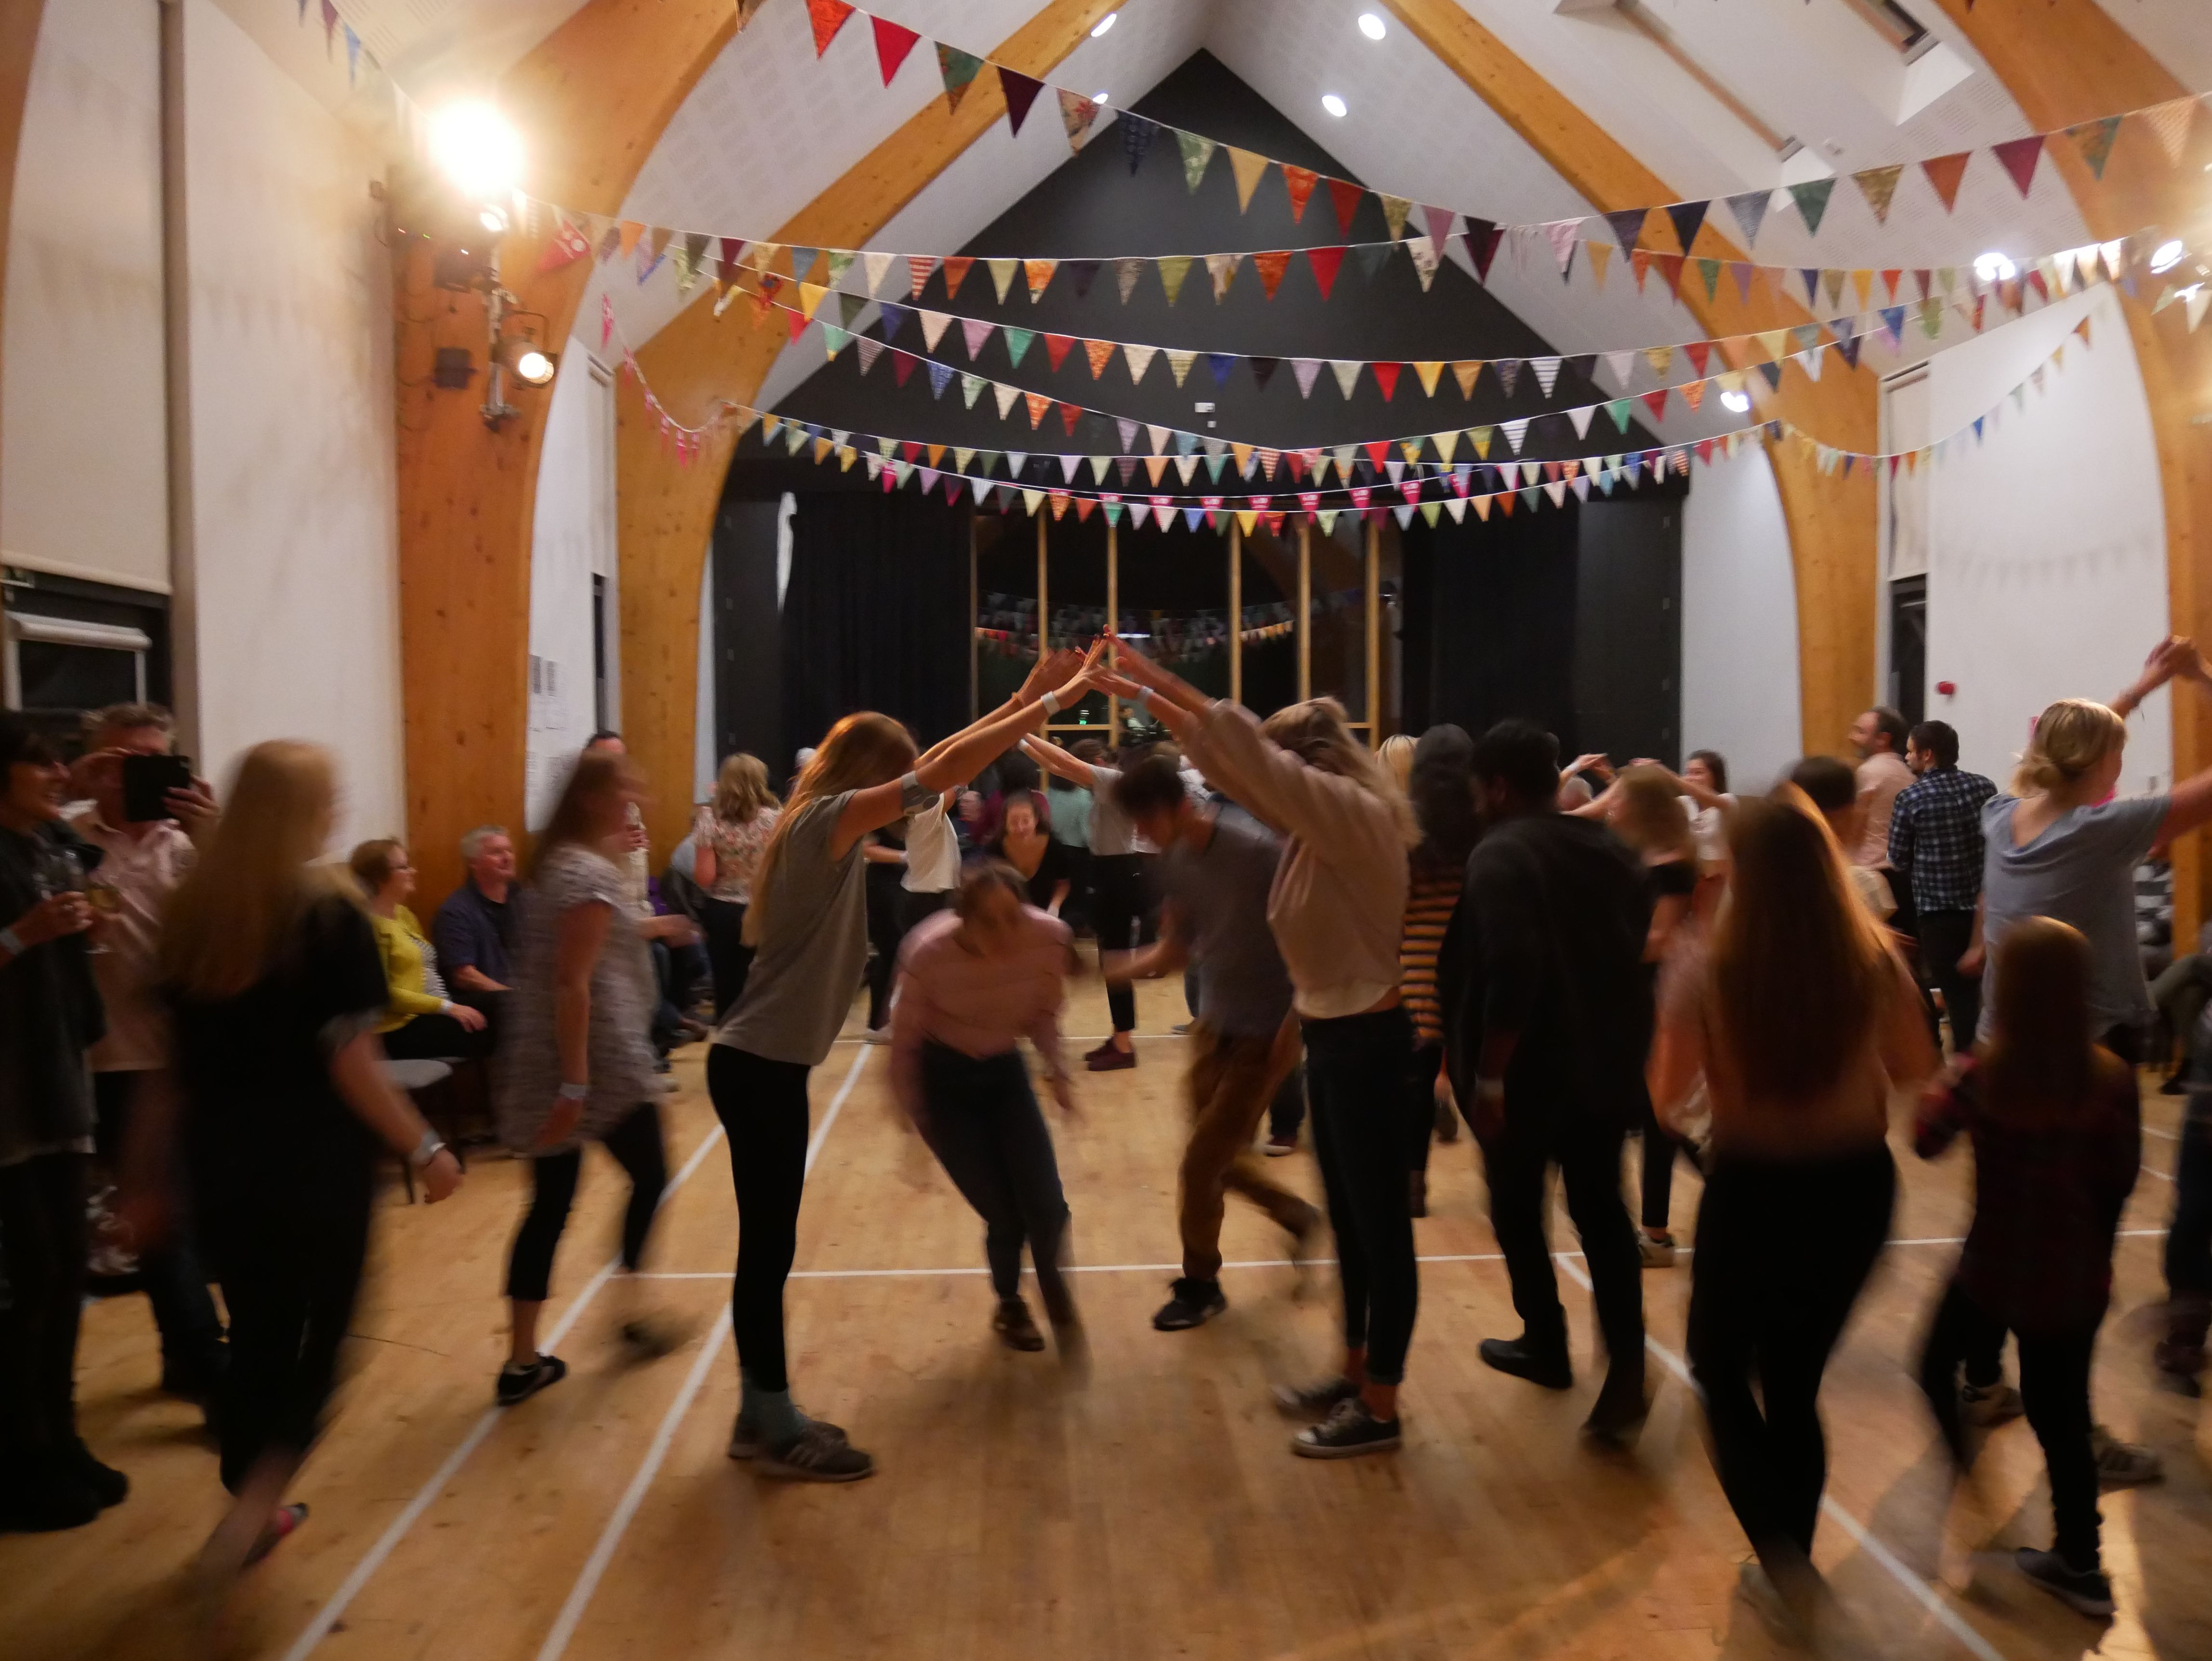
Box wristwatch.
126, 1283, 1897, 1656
408, 1130, 447, 1170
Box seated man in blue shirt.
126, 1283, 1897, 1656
433, 824, 518, 1033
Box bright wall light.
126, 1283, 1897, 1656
429, 102, 523, 201
1093, 90, 1111, 105
1091, 11, 1117, 37
1972, 250, 2016, 283
511, 346, 556, 387
2150, 238, 2186, 274
1720, 389, 1752, 414
1321, 92, 1348, 118
1358, 12, 1387, 40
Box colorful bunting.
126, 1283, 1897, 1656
999, 67, 1045, 135
1991, 134, 2045, 197
1920, 152, 1971, 212
806, 0, 855, 57
870, 14, 919, 82
1852, 165, 1903, 224
937, 42, 985, 112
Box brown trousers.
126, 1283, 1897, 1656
1181, 1021, 1318, 1282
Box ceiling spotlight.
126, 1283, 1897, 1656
2150, 238, 2186, 274
1093, 91, 1111, 105
510, 345, 556, 387
1321, 92, 1347, 118
1090, 10, 1117, 37
478, 203, 509, 236
1358, 12, 1387, 40
1720, 389, 1752, 414
429, 101, 523, 200
1972, 250, 2016, 283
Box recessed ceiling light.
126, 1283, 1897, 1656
1090, 11, 1117, 37
1321, 92, 1347, 118
1973, 250, 2016, 283
1092, 90, 1111, 105
2150, 238, 2186, 274
1358, 13, 1387, 40
1720, 389, 1752, 414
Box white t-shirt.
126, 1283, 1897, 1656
902, 800, 961, 894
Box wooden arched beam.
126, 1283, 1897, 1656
0, 0, 48, 639
1380, 0, 1883, 763
1927, 0, 2212, 925
395, 0, 736, 904
615, 0, 1120, 855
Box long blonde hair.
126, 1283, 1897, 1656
1709, 790, 1893, 1099
2013, 699, 2127, 797
1261, 698, 1418, 846
161, 740, 343, 999
1611, 765, 1695, 861
1980, 914, 2114, 1114
744, 712, 917, 946
712, 752, 778, 823
1377, 733, 1416, 793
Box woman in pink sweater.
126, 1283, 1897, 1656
892, 861, 1080, 1352
1101, 643, 1418, 1459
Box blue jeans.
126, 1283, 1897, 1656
917, 1043, 1070, 1303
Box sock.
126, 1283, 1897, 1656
742, 1376, 803, 1447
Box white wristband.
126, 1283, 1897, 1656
558, 1081, 590, 1101
1135, 686, 1156, 712
0, 926, 22, 958
1040, 690, 1061, 715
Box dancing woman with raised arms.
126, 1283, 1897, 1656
710, 645, 1107, 1482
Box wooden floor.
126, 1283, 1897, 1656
8, 974, 2212, 1661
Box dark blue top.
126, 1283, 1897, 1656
432, 877, 516, 990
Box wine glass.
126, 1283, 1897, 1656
36, 844, 106, 955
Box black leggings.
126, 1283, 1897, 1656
382, 1010, 492, 1062
195, 1144, 374, 1493
864, 866, 905, 1031
504, 1102, 669, 1303
1406, 1041, 1444, 1177
708, 1045, 812, 1393
1639, 1091, 1682, 1232
1919, 1279, 2104, 1570
0, 1153, 89, 1467
917, 1042, 1070, 1302
1092, 854, 1148, 1034
1306, 1006, 1420, 1385
700, 896, 754, 1025
1686, 1145, 1895, 1567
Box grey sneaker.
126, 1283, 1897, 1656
1638, 1232, 1677, 1269
1272, 1374, 1359, 1418
755, 1421, 875, 1483
2091, 1426, 2162, 1486
2016, 1548, 2114, 1617
727, 1410, 849, 1462
1290, 1396, 1401, 1459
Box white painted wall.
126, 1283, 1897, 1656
1922, 285, 2172, 795
1, 0, 169, 593
180, 0, 401, 847
525, 348, 615, 828
1680, 444, 1802, 793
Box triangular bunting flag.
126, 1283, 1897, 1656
1116, 258, 1144, 303
1177, 130, 1217, 192
1666, 200, 1709, 253
2140, 97, 2196, 166
1991, 134, 2044, 197
1057, 89, 1102, 150
1852, 165, 1904, 224
1205, 252, 1241, 301
988, 258, 1019, 303
1378, 194, 1413, 240
1024, 259, 1056, 301
1252, 249, 1292, 300
1328, 179, 1365, 237
1158, 255, 1193, 305
2067, 116, 2123, 180
1292, 359, 1323, 398
1121, 113, 1157, 173
1330, 360, 1361, 399
1723, 191, 1770, 247
806, 0, 854, 57
1605, 209, 1647, 250
998, 68, 1045, 135
870, 15, 919, 82
1921, 151, 1970, 212
1786, 177, 1836, 236
936, 42, 985, 111
1307, 245, 1346, 300
1227, 147, 1271, 211
1122, 343, 1155, 382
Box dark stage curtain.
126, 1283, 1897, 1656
1399, 507, 1581, 754
780, 492, 974, 761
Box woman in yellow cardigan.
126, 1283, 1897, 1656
350, 840, 491, 1061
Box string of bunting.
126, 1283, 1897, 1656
614, 314, 2095, 535
794, 0, 2206, 256
601, 238, 2136, 467
533, 177, 2159, 329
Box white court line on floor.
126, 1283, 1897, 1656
532, 1045, 871, 1661
1552, 1252, 2006, 1661
280, 1104, 738, 1661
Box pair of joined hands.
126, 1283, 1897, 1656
1017, 634, 1183, 714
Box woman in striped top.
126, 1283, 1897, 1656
1403, 727, 1477, 1218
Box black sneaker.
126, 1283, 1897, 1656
1582, 1367, 1650, 1445
495, 1354, 567, 1407
2016, 1547, 2114, 1617
1272, 1375, 1359, 1418
1291, 1397, 1402, 1459
756, 1422, 875, 1483
67, 1441, 128, 1509
727, 1410, 850, 1461
993, 1297, 1046, 1352
1152, 1278, 1227, 1331
1479, 1335, 1573, 1390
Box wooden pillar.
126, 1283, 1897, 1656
1228, 522, 1242, 705
1105, 520, 1119, 741
1297, 523, 1313, 702
1365, 518, 1382, 743
396, 0, 735, 905
1928, 0, 2212, 935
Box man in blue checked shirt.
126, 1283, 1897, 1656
1889, 720, 1997, 1052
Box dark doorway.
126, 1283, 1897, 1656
1889, 575, 1926, 728
591, 574, 610, 734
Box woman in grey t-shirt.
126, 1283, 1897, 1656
709, 648, 1105, 1483
1974, 643, 2212, 1054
